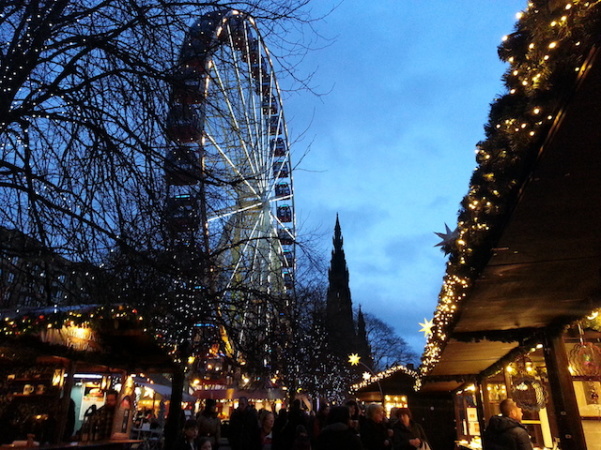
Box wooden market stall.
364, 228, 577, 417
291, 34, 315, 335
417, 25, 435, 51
352, 364, 456, 450
420, 4, 601, 449
0, 305, 176, 447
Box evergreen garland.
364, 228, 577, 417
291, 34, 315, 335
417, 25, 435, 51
422, 0, 601, 374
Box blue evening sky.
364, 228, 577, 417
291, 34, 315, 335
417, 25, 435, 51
279, 1, 527, 356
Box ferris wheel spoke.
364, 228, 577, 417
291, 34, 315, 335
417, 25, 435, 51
221, 212, 270, 290
203, 132, 261, 199
209, 64, 260, 176
224, 33, 265, 172
207, 199, 263, 223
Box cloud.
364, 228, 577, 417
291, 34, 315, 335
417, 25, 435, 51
285, 0, 526, 355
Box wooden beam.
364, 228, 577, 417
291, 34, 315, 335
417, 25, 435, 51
542, 333, 586, 450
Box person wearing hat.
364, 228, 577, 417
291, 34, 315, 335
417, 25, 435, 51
197, 399, 221, 450
482, 398, 533, 450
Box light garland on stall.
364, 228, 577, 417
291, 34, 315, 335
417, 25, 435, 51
0, 304, 145, 337
421, 0, 601, 375
350, 363, 419, 392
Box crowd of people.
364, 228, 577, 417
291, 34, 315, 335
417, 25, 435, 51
175, 397, 432, 450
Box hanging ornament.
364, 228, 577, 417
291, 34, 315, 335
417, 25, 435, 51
419, 318, 434, 337
434, 223, 459, 255
510, 355, 548, 411
569, 342, 601, 377
568, 322, 601, 377
511, 376, 548, 411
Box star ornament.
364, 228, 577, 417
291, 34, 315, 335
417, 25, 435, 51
348, 353, 361, 366
419, 318, 434, 337
362, 372, 372, 381
434, 223, 459, 255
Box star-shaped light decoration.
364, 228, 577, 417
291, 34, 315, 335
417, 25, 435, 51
419, 318, 434, 337
434, 223, 459, 255
362, 372, 372, 381
348, 353, 361, 366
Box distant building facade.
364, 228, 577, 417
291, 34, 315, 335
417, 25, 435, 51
0, 227, 90, 310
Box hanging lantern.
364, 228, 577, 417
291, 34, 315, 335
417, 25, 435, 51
569, 342, 601, 377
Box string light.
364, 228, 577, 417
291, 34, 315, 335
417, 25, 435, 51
421, 0, 601, 375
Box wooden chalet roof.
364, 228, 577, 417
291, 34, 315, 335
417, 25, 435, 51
421, 46, 601, 392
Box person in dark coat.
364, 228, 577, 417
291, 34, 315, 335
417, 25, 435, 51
197, 399, 221, 450
315, 406, 362, 450
392, 408, 429, 450
290, 425, 311, 450
228, 397, 261, 450
308, 403, 329, 446
361, 403, 391, 450
271, 408, 288, 450
174, 419, 199, 450
344, 400, 361, 436
280, 399, 308, 450
483, 399, 533, 450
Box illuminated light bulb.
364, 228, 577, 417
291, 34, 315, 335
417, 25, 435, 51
565, 3, 572, 9
550, 21, 557, 26
529, 43, 535, 49
510, 89, 516, 94
533, 107, 541, 114
548, 42, 557, 49
516, 12, 523, 19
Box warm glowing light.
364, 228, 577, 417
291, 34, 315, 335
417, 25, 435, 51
348, 354, 361, 366
73, 327, 90, 339
419, 318, 434, 337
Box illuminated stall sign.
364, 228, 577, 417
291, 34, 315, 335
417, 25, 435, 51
39, 325, 102, 352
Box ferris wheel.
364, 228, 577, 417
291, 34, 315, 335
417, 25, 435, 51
163, 9, 296, 354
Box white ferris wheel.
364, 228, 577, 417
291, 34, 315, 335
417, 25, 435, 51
163, 9, 296, 358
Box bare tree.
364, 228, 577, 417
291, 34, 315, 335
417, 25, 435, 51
360, 312, 419, 372
0, 0, 314, 445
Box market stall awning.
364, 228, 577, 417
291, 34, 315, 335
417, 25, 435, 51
421, 47, 601, 391
0, 305, 176, 372
134, 376, 195, 402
